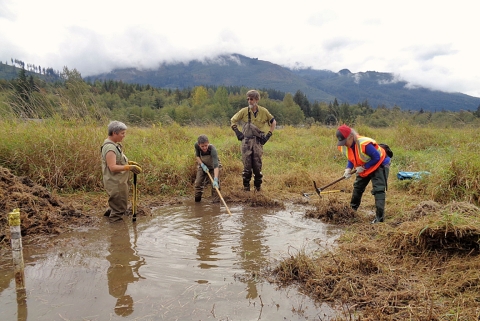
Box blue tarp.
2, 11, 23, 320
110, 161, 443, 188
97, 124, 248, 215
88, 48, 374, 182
397, 171, 431, 180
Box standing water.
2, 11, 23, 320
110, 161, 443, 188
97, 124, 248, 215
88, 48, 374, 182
0, 200, 342, 320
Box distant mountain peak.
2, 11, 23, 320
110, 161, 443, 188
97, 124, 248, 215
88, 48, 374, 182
201, 54, 244, 66
338, 69, 352, 75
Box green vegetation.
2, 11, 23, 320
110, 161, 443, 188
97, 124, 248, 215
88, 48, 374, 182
0, 119, 479, 206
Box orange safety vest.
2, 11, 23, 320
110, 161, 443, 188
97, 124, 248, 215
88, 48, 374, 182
338, 136, 386, 177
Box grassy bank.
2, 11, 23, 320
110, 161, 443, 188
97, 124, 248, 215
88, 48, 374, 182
1, 120, 480, 320
1, 120, 479, 204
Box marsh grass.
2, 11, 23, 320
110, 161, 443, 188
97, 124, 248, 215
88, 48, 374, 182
1, 120, 480, 206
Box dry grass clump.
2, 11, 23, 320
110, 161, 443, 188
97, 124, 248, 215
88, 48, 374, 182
390, 201, 480, 254
305, 198, 360, 225
0, 166, 99, 248
271, 200, 480, 320
271, 244, 427, 320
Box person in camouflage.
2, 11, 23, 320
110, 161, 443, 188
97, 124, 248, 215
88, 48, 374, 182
230, 90, 276, 191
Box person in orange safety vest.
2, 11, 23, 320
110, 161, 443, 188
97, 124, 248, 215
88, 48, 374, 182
336, 124, 391, 223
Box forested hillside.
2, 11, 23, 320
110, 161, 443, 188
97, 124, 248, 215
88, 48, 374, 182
1, 63, 480, 128
84, 54, 480, 112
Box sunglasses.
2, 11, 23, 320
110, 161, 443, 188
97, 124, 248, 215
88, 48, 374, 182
247, 97, 255, 101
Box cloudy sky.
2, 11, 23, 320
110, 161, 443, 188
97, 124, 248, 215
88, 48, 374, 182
1, 0, 478, 97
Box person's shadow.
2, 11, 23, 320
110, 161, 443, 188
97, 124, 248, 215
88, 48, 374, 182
106, 221, 145, 316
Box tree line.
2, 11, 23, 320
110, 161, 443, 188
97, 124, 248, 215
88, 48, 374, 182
1, 66, 480, 128
5, 58, 60, 77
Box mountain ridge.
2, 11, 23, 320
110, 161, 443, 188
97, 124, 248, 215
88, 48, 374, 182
3, 54, 479, 112
86, 53, 480, 112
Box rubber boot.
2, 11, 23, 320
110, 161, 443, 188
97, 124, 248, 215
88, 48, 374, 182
253, 175, 263, 192
243, 178, 251, 191
195, 195, 202, 202
373, 198, 385, 223
350, 191, 362, 211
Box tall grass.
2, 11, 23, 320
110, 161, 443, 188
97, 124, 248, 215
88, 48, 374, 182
1, 120, 479, 206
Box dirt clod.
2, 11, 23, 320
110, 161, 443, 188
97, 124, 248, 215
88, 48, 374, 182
305, 198, 359, 224
0, 166, 98, 248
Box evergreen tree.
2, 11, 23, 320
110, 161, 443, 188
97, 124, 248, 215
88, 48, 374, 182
293, 90, 311, 117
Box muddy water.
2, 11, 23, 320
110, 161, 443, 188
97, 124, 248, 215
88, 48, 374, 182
0, 200, 342, 321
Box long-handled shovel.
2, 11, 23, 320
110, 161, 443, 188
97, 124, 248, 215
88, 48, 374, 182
302, 190, 344, 198
132, 173, 138, 222
313, 169, 356, 197
206, 171, 232, 215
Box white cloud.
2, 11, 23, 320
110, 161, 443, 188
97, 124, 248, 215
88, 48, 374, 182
0, 0, 479, 98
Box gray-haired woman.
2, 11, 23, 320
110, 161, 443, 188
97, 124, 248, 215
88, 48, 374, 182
101, 121, 142, 223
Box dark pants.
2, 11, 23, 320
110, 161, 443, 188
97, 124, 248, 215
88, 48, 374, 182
350, 165, 390, 222
194, 167, 220, 202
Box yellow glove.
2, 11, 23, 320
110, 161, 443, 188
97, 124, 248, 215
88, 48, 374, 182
124, 164, 142, 174
128, 161, 141, 166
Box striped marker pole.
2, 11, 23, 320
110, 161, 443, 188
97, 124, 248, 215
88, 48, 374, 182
9, 208, 26, 292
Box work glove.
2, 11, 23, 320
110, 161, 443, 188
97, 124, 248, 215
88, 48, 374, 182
212, 177, 219, 189
343, 168, 352, 179
231, 124, 244, 141
355, 166, 365, 174
124, 164, 142, 174
200, 163, 209, 173
128, 161, 141, 166
260, 131, 273, 145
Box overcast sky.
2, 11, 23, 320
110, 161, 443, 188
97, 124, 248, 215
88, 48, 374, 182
1, 0, 479, 97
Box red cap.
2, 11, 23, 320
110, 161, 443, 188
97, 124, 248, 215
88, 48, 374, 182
336, 124, 351, 146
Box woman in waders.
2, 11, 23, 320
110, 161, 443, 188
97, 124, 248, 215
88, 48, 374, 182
101, 121, 142, 223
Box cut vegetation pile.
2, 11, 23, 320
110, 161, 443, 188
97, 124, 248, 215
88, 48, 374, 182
0, 166, 99, 248
305, 198, 359, 225
272, 200, 480, 320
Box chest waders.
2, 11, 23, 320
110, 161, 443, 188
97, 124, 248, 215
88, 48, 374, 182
241, 108, 264, 191
101, 141, 129, 223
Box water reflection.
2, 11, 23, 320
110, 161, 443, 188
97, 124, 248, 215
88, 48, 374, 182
16, 289, 27, 321
193, 204, 222, 270
235, 210, 269, 299
106, 221, 145, 316
0, 254, 28, 321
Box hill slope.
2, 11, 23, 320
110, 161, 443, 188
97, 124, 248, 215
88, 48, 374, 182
86, 54, 480, 112
3, 55, 479, 112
